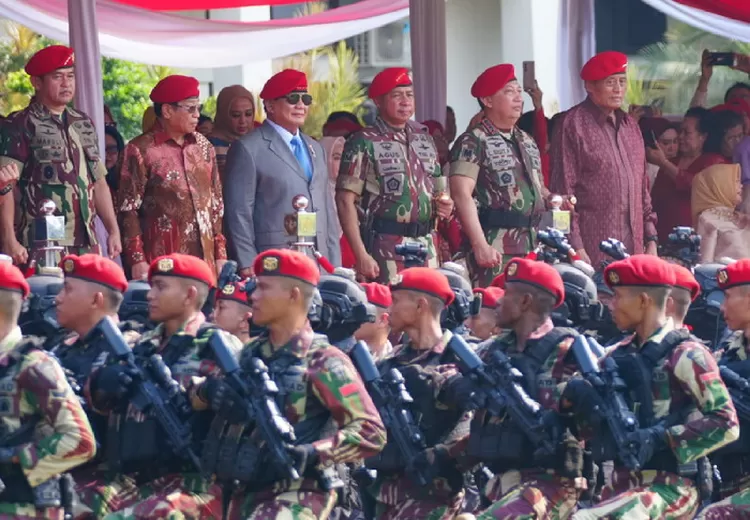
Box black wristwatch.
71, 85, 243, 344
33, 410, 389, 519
0, 183, 12, 196
645, 235, 658, 245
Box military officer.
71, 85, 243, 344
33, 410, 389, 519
449, 64, 548, 287
0, 45, 120, 266
211, 280, 253, 345
336, 67, 454, 283
197, 249, 386, 518
0, 261, 96, 519
356, 282, 393, 361
466, 287, 504, 341
365, 267, 469, 519
569, 255, 739, 519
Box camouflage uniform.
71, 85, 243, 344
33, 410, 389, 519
337, 118, 444, 283
449, 118, 546, 287
0, 327, 96, 520
571, 322, 740, 520
78, 313, 242, 520
366, 330, 469, 520
0, 102, 106, 264
224, 324, 386, 519
471, 320, 580, 520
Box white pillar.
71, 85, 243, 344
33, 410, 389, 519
68, 0, 105, 153
558, 0, 596, 110
409, 0, 447, 124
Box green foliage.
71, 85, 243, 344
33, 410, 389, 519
101, 58, 156, 140
201, 96, 218, 119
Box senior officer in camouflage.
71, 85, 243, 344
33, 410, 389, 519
0, 45, 121, 266
336, 67, 454, 283
364, 267, 469, 520
694, 259, 750, 518
448, 259, 581, 520
449, 64, 548, 287
356, 282, 394, 362
195, 249, 386, 519
0, 261, 96, 519
569, 255, 739, 520
211, 280, 254, 345
83, 254, 242, 519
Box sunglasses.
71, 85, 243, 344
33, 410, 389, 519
284, 93, 313, 106
173, 104, 201, 114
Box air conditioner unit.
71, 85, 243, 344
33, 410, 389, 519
353, 19, 412, 68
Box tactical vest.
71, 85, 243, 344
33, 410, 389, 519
468, 327, 577, 471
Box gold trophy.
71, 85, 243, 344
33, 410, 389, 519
33, 200, 65, 269
285, 195, 318, 255
539, 194, 574, 235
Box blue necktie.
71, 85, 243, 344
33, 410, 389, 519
291, 135, 313, 181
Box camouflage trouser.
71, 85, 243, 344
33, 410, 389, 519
696, 487, 750, 519
476, 470, 579, 520
370, 233, 439, 284
466, 252, 521, 288
367, 475, 464, 520
74, 469, 143, 518
571, 468, 698, 520
0, 503, 63, 520
102, 474, 222, 520
225, 478, 338, 520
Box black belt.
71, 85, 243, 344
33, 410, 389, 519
478, 208, 539, 229
371, 218, 432, 238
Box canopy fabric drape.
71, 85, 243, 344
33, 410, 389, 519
112, 0, 306, 9
642, 0, 750, 42
0, 0, 409, 68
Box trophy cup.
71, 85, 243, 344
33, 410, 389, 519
539, 194, 574, 235
33, 199, 65, 269
285, 195, 318, 255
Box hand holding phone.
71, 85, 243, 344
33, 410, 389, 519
707, 52, 737, 67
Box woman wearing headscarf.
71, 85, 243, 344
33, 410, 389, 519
319, 136, 353, 267
208, 85, 255, 180
692, 163, 749, 262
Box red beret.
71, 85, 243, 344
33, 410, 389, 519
504, 259, 565, 308
0, 262, 30, 298
260, 69, 308, 100
490, 273, 506, 289
718, 259, 750, 290
216, 281, 251, 307
25, 45, 75, 77
361, 282, 392, 309
604, 255, 676, 289
150, 75, 200, 104
253, 249, 319, 286
391, 267, 455, 305
474, 287, 505, 309
471, 64, 516, 98
580, 51, 628, 81
148, 254, 216, 287
61, 254, 128, 293
669, 264, 700, 302
368, 67, 412, 99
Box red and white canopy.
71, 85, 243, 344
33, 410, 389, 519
642, 0, 750, 42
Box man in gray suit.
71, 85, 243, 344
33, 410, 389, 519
223, 69, 341, 276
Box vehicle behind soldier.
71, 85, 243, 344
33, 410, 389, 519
364, 267, 468, 520
197, 249, 386, 519
83, 253, 242, 520
356, 283, 394, 362
0, 262, 96, 519
566, 255, 738, 520
697, 259, 750, 518
447, 258, 582, 520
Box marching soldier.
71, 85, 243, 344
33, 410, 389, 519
449, 64, 548, 287
196, 249, 385, 518
211, 280, 254, 345
356, 282, 394, 362
336, 67, 454, 283
86, 254, 242, 519
466, 287, 504, 341
0, 45, 121, 266
569, 255, 739, 519
365, 267, 469, 519
447, 259, 582, 519
0, 261, 96, 519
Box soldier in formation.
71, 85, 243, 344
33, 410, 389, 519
466, 287, 504, 341
211, 279, 254, 345
355, 282, 394, 362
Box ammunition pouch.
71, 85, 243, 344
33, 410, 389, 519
467, 416, 530, 471
478, 208, 540, 230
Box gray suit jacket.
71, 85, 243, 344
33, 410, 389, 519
223, 121, 341, 269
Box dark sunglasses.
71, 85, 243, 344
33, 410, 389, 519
284, 93, 313, 106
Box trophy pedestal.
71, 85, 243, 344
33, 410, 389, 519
33, 201, 66, 268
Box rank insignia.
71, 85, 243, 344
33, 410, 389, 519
506, 262, 518, 276
263, 256, 279, 272
718, 269, 729, 285
608, 271, 620, 285
63, 259, 75, 273
157, 258, 174, 273
222, 285, 236, 295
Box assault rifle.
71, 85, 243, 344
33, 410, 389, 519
350, 341, 431, 487
207, 332, 299, 481
97, 316, 202, 472
446, 334, 557, 457
395, 242, 429, 269
719, 366, 750, 422
569, 335, 641, 469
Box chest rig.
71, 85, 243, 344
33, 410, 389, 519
468, 327, 576, 470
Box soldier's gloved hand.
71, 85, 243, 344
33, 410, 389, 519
626, 425, 668, 470
441, 374, 480, 410
0, 447, 18, 464
200, 378, 250, 423
285, 443, 318, 476
413, 445, 450, 483
560, 379, 604, 419
94, 364, 138, 400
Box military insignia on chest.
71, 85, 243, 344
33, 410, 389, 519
384, 176, 402, 194
157, 258, 174, 273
